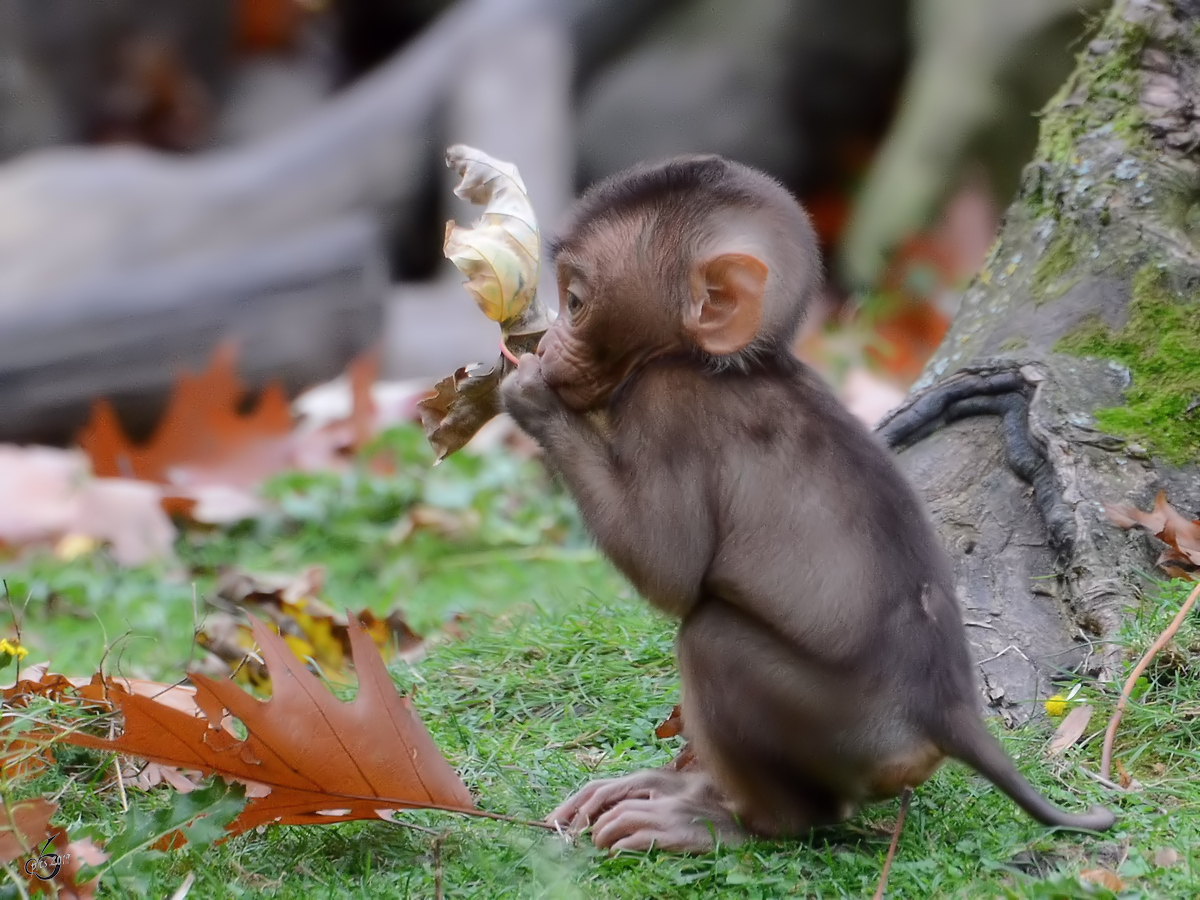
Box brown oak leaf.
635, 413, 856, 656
1106, 490, 1200, 570
60, 616, 474, 834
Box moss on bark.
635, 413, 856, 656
1056, 264, 1200, 463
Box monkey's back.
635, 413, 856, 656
611, 356, 978, 706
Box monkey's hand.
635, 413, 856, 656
547, 769, 746, 852
500, 353, 568, 441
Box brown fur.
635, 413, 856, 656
500, 155, 1114, 852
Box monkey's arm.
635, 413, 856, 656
501, 355, 713, 616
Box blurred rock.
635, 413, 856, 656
577, 0, 908, 194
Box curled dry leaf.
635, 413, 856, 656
1106, 490, 1200, 571
419, 364, 503, 464
443, 145, 540, 325
1046, 704, 1093, 757
653, 705, 697, 771
61, 616, 474, 834
419, 146, 553, 461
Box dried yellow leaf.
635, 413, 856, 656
443, 145, 540, 323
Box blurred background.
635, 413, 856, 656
0, 0, 1104, 445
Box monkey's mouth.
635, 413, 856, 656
543, 371, 608, 412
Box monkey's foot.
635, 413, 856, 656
546, 768, 745, 851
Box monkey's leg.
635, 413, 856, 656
676, 600, 908, 838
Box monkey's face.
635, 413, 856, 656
538, 229, 682, 411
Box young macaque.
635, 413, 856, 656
500, 155, 1114, 851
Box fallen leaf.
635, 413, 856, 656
201, 568, 425, 685
0, 446, 174, 565
0, 797, 54, 863
125, 761, 206, 794
0, 798, 105, 899
77, 344, 387, 525
388, 505, 482, 544
666, 743, 698, 772
78, 342, 292, 514
1080, 868, 1125, 891
1106, 490, 1200, 572
1047, 704, 1093, 756
655, 705, 684, 739
293, 376, 429, 439
61, 616, 473, 834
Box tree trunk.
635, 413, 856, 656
881, 0, 1200, 723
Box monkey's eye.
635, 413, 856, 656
565, 290, 583, 316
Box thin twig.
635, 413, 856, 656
432, 832, 445, 900
1077, 766, 1125, 793
872, 787, 912, 900
1100, 581, 1200, 780
977, 644, 1030, 666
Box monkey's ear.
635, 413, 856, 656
687, 253, 769, 355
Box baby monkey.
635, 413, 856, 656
500, 155, 1114, 851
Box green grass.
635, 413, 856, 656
2, 426, 1199, 897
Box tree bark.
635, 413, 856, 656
882, 0, 1200, 723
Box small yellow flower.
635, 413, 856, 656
55, 533, 98, 561
1044, 694, 1068, 717
0, 639, 28, 660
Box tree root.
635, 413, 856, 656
876, 362, 1076, 555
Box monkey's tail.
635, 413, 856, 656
939, 706, 1115, 832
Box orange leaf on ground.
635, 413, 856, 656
0, 798, 105, 899
77, 343, 385, 524
61, 617, 474, 834
1106, 490, 1200, 570
201, 567, 425, 686
0, 797, 54, 864
78, 341, 292, 521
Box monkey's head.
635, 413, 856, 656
536, 155, 821, 411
